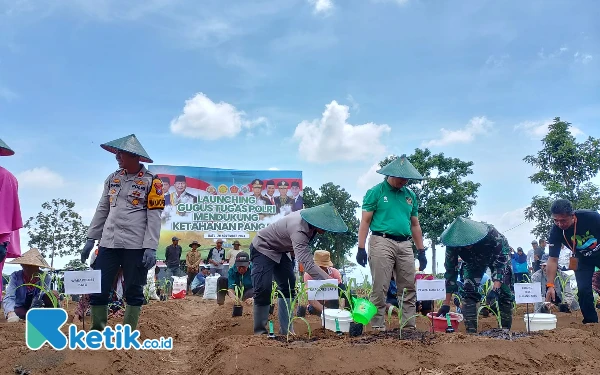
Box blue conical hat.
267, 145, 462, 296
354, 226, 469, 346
300, 202, 348, 233
376, 154, 424, 180
100, 134, 153, 163
440, 217, 491, 247
0, 138, 15, 156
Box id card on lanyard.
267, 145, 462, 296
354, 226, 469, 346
563, 217, 578, 271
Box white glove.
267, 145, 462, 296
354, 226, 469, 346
7, 312, 20, 323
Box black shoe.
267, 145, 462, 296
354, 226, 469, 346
217, 289, 226, 305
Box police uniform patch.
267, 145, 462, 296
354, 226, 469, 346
135, 180, 145, 186
110, 189, 116, 194
113, 178, 120, 183
147, 178, 165, 210
132, 198, 139, 206
406, 197, 412, 205
137, 171, 144, 177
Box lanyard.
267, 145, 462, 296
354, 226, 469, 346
562, 216, 578, 255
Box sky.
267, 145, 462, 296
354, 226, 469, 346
1, 0, 599, 279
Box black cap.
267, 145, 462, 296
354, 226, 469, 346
235, 251, 250, 267
266, 180, 275, 186
175, 175, 186, 183
291, 181, 300, 187
277, 181, 289, 188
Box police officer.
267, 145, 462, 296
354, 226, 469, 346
251, 202, 348, 335
80, 134, 165, 331
436, 217, 514, 333
356, 155, 427, 330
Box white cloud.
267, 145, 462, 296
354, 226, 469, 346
422, 116, 493, 147
268, 167, 279, 170
309, 0, 334, 14
16, 167, 66, 188
0, 86, 17, 101
169, 92, 268, 140
574, 52, 593, 64
293, 100, 391, 163
357, 162, 385, 190
515, 119, 584, 139
371, 0, 411, 5
473, 206, 537, 249
484, 54, 509, 68
346, 94, 360, 113
538, 46, 569, 60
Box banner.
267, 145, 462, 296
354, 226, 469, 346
147, 165, 303, 261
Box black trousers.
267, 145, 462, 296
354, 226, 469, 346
89, 247, 148, 307
250, 245, 296, 306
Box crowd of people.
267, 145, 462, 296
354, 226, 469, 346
2, 135, 600, 336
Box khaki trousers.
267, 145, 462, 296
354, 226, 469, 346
368, 235, 416, 328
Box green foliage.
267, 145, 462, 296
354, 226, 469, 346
64, 259, 87, 271
16, 270, 58, 308
24, 199, 89, 268
379, 149, 481, 274
523, 117, 600, 238
302, 182, 360, 269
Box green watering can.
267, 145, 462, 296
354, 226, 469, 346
351, 297, 377, 325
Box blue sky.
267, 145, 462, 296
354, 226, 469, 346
1, 0, 599, 277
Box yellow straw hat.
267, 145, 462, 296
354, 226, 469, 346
7, 248, 53, 269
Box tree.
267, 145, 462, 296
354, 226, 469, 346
24, 199, 89, 268
379, 149, 481, 274
302, 182, 360, 271
63, 259, 88, 271
524, 117, 600, 238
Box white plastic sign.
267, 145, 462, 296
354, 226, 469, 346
307, 279, 339, 301
416, 279, 446, 300
514, 282, 543, 303
63, 270, 101, 294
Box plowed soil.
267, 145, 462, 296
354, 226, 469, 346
2, 297, 600, 375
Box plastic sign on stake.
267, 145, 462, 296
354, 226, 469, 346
416, 279, 446, 300
514, 283, 543, 304
63, 271, 101, 295
307, 279, 339, 301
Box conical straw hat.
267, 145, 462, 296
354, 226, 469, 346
440, 217, 490, 247
299, 202, 348, 233
0, 138, 15, 156
376, 154, 424, 180
7, 248, 53, 269
100, 134, 153, 163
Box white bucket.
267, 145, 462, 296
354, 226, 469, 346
321, 308, 352, 333
523, 313, 557, 331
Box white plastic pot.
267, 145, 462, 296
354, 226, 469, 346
321, 308, 352, 333
523, 313, 557, 331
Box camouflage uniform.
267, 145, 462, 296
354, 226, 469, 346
444, 226, 514, 332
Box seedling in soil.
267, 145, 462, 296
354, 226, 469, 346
269, 280, 279, 315
386, 288, 433, 339
276, 285, 312, 342
295, 282, 308, 317
17, 271, 59, 308
477, 300, 503, 330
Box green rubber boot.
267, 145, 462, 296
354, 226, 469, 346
123, 305, 142, 331
91, 305, 108, 331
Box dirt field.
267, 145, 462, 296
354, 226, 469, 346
2, 297, 600, 375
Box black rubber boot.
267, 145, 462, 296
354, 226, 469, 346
253, 304, 270, 335
90, 305, 108, 331
463, 299, 478, 334
499, 301, 513, 330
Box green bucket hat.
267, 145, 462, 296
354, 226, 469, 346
376, 154, 424, 180
100, 134, 153, 163
0, 138, 15, 156
299, 202, 348, 233
440, 217, 491, 247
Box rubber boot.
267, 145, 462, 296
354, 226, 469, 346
90, 305, 108, 331
253, 304, 270, 335
278, 298, 294, 335
463, 299, 478, 334
499, 301, 513, 330
123, 305, 142, 331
